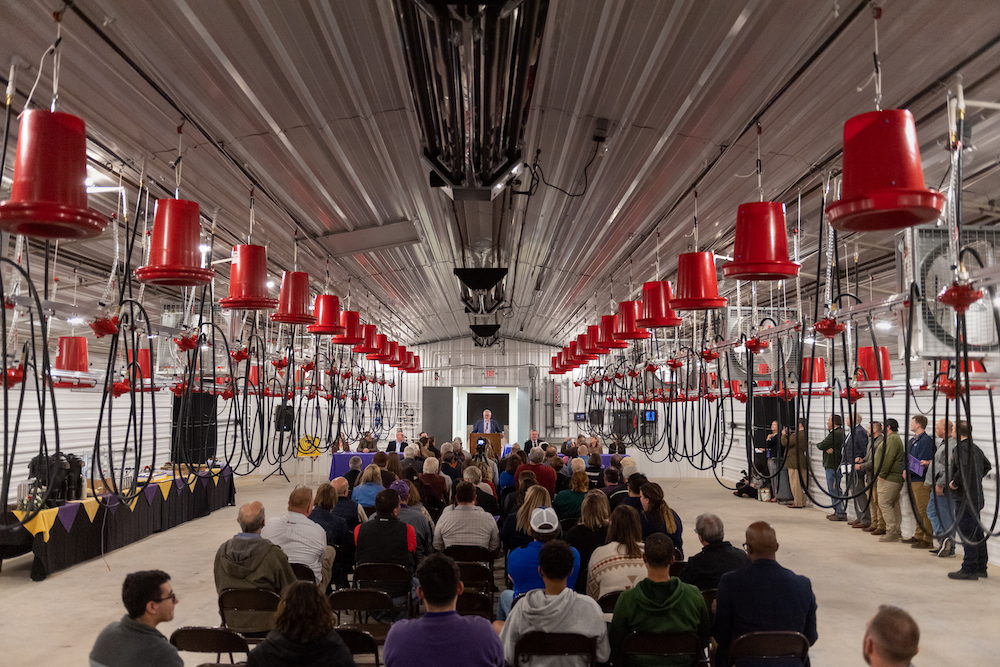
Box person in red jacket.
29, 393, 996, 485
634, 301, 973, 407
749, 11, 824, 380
514, 446, 557, 496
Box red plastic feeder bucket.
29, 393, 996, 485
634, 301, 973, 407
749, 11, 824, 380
549, 356, 565, 375
127, 348, 152, 381
857, 346, 892, 381
331, 311, 363, 345
637, 281, 683, 328
270, 271, 316, 325
576, 334, 599, 360
560, 346, 576, 369
410, 355, 424, 374
353, 324, 379, 354
135, 199, 214, 286
586, 325, 610, 355
568, 341, 585, 365
614, 300, 651, 340
367, 335, 391, 361
671, 252, 726, 311
383, 341, 399, 365
598, 315, 629, 349
389, 344, 407, 368
55, 336, 89, 372
722, 202, 800, 281
401, 351, 415, 371
756, 362, 772, 387
307, 295, 345, 335
827, 109, 944, 231
801, 357, 827, 386
0, 110, 107, 239
220, 245, 278, 310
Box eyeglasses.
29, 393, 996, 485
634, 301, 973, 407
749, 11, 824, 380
154, 591, 178, 604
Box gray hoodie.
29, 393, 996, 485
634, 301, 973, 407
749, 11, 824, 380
499, 587, 610, 667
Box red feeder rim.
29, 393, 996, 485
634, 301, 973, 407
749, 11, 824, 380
135, 198, 214, 286
637, 281, 683, 328
671, 252, 726, 311
598, 315, 629, 349
352, 324, 380, 354
220, 245, 278, 310
614, 300, 651, 340
722, 202, 800, 281
307, 294, 346, 335
367, 335, 391, 361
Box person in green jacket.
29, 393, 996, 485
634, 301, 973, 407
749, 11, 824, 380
817, 414, 847, 520
875, 418, 906, 542
553, 470, 589, 521
609, 533, 710, 667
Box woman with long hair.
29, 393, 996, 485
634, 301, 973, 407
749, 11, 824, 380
247, 581, 355, 666
309, 483, 347, 548
585, 453, 604, 489
502, 484, 550, 552
639, 481, 683, 558
553, 470, 589, 521
350, 464, 384, 506
588, 505, 646, 601
566, 490, 611, 594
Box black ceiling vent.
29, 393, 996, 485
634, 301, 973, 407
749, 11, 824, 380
454, 268, 507, 291
470, 324, 501, 338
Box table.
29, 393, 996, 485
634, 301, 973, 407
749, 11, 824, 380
1, 467, 235, 581
329, 452, 404, 479
500, 447, 614, 469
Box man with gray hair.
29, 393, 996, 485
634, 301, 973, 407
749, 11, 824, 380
679, 514, 749, 590
463, 465, 500, 515
344, 455, 363, 492
401, 444, 421, 474
862, 605, 920, 666
440, 442, 463, 485
452, 437, 467, 462
214, 501, 296, 632
514, 446, 556, 496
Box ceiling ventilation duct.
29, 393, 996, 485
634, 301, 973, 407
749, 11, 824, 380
454, 267, 507, 314
470, 323, 502, 347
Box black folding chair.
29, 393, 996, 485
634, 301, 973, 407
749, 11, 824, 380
217, 589, 281, 643
335, 626, 382, 666
617, 631, 704, 667
701, 588, 717, 621
514, 632, 597, 667
290, 562, 316, 582
669, 560, 687, 577
598, 589, 622, 614
456, 590, 495, 620
729, 631, 810, 666
169, 626, 249, 665
353, 562, 416, 618
444, 544, 495, 568
328, 588, 395, 644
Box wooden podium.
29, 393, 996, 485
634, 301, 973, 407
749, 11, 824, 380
473, 433, 503, 459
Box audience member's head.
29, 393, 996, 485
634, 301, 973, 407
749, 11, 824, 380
831, 414, 843, 427
643, 532, 676, 570
404, 444, 419, 459
957, 420, 972, 439
538, 540, 575, 585
423, 457, 440, 474
463, 465, 482, 485
389, 479, 410, 504
694, 513, 724, 545
454, 481, 477, 505
604, 467, 620, 485
122, 570, 176, 624
578, 445, 589, 457
529, 446, 545, 464
551, 457, 565, 473
570, 470, 590, 493
314, 483, 337, 511
627, 473, 648, 496
237, 501, 266, 534
375, 488, 400, 517
639, 482, 676, 533
516, 485, 552, 535
568, 446, 579, 460
415, 553, 463, 611
274, 581, 334, 644
372, 452, 389, 468
529, 506, 562, 542
359, 463, 382, 485
934, 419, 953, 440
518, 470, 537, 487
579, 489, 610, 530
349, 455, 362, 471
288, 487, 313, 515
384, 452, 403, 477
744, 521, 778, 561
331, 477, 349, 498
608, 505, 643, 558
588, 453, 602, 468
885, 418, 899, 433
404, 479, 422, 505
863, 605, 920, 666
621, 463, 638, 482
610, 453, 623, 470
570, 457, 586, 474
505, 457, 519, 475
911, 415, 928, 432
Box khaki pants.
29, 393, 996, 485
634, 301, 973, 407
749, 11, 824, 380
869, 479, 883, 530
320, 545, 337, 591
788, 467, 808, 507
910, 481, 933, 542
877, 478, 903, 539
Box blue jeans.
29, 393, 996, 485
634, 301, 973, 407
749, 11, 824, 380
497, 589, 515, 621
825, 468, 845, 516
926, 488, 956, 539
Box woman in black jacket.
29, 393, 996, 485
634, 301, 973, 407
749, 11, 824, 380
248, 581, 356, 667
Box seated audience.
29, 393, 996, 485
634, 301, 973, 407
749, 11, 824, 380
463, 465, 500, 515
501, 485, 551, 553
588, 505, 646, 601
351, 464, 385, 507
331, 477, 364, 532
354, 489, 417, 615
433, 481, 501, 553
373, 452, 397, 488
497, 540, 610, 666
309, 483, 349, 550
619, 472, 645, 512
440, 443, 463, 484
419, 456, 451, 503
713, 522, 818, 667
401, 444, 422, 474
553, 470, 590, 521
384, 554, 503, 667
585, 453, 604, 488
639, 482, 684, 557
862, 605, 920, 667
380, 479, 434, 562
215, 502, 296, 631
384, 450, 404, 481
609, 533, 711, 667
262, 488, 336, 589
499, 457, 518, 491
552, 457, 570, 493
602, 468, 628, 506
246, 580, 355, 667
89, 570, 183, 667
497, 507, 580, 621
544, 445, 560, 467
514, 446, 558, 496
343, 455, 363, 492
501, 471, 536, 525
679, 513, 749, 590
566, 490, 611, 594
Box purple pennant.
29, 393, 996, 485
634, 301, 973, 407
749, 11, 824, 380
221, 466, 232, 480
56, 503, 80, 533
200, 477, 209, 489
107, 496, 120, 515
174, 478, 185, 491
143, 484, 158, 504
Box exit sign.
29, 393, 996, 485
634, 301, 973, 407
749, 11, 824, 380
484, 369, 495, 378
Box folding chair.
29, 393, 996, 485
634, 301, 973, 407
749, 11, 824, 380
169, 626, 249, 665
290, 562, 316, 582
444, 544, 494, 567
335, 626, 382, 666
513, 632, 597, 667
217, 589, 281, 643
456, 590, 495, 621
701, 588, 717, 619
560, 517, 579, 532
617, 631, 704, 667
457, 562, 497, 595
669, 560, 687, 577
329, 588, 396, 643
353, 562, 416, 618
729, 631, 810, 666
598, 589, 622, 614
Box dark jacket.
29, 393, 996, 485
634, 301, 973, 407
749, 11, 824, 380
679, 541, 749, 591
344, 468, 361, 492
713, 560, 817, 667
475, 487, 500, 516
565, 523, 609, 594
907, 431, 935, 482
333, 496, 362, 532
309, 507, 349, 548
843, 423, 869, 463
951, 438, 991, 511
355, 514, 415, 596
247, 630, 356, 667
817, 426, 845, 469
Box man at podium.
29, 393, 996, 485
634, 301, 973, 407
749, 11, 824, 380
472, 409, 502, 435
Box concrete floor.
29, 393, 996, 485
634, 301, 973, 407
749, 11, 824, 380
0, 475, 996, 666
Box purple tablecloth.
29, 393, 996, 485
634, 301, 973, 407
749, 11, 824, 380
329, 451, 404, 480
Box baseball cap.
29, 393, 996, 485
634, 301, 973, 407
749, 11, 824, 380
389, 479, 410, 501
529, 506, 560, 535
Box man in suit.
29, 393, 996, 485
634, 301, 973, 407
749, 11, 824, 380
472, 409, 501, 435
713, 521, 817, 667
387, 430, 407, 453
524, 429, 542, 450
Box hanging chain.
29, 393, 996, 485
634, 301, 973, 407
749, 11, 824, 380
174, 120, 185, 199
693, 191, 699, 252
248, 188, 255, 244
872, 4, 882, 111
823, 175, 835, 314
756, 123, 764, 201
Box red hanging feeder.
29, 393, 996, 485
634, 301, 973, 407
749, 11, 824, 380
383, 341, 399, 365
307, 295, 346, 335
55, 336, 89, 373
220, 245, 278, 310
637, 281, 683, 328
0, 110, 108, 239
353, 324, 379, 354
561, 346, 577, 369
410, 355, 424, 374
389, 344, 407, 368
756, 362, 771, 387
401, 351, 415, 372
857, 346, 892, 381
614, 301, 651, 340
135, 199, 214, 286
568, 341, 585, 365
127, 348, 152, 382
722, 202, 800, 280
827, 109, 944, 231
367, 335, 391, 361
576, 334, 599, 360
801, 357, 827, 386
586, 325, 610, 355
598, 315, 629, 349
549, 356, 565, 375
331, 311, 364, 345
671, 252, 726, 311
270, 271, 316, 324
